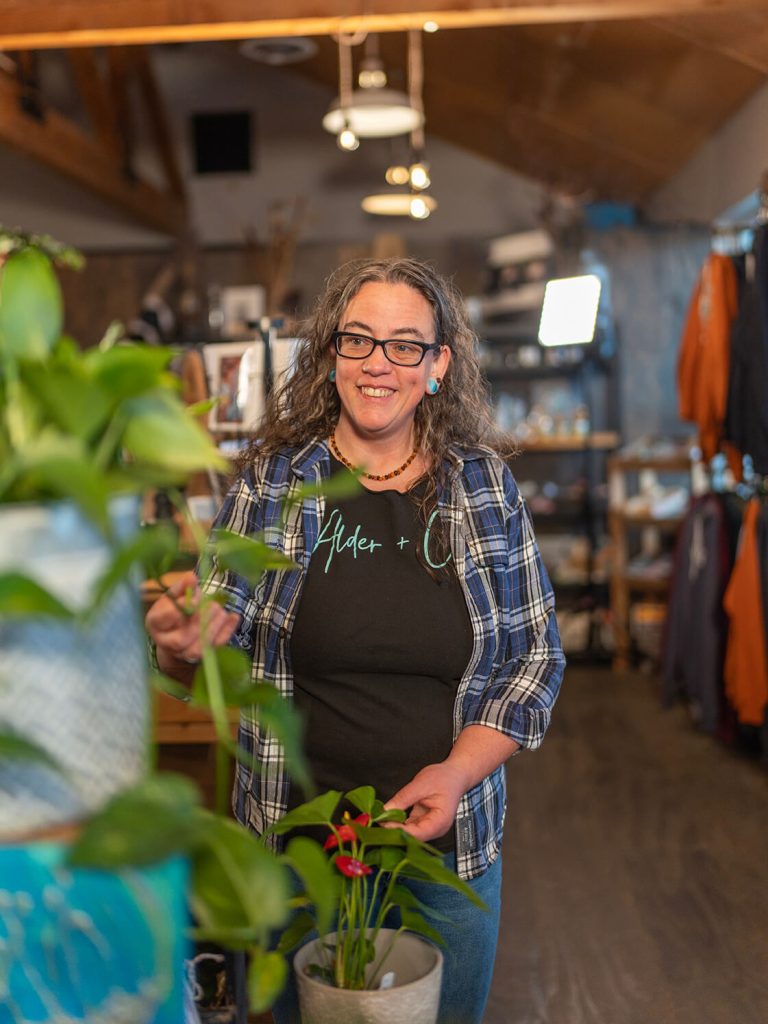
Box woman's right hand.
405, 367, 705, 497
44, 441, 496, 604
145, 570, 240, 678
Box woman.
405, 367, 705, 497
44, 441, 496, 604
147, 257, 565, 1023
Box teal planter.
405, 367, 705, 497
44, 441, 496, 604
0, 843, 189, 1022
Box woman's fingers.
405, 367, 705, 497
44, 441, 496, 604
146, 572, 240, 662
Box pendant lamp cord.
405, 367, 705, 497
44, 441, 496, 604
408, 29, 425, 152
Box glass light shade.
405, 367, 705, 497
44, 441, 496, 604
538, 275, 602, 347
361, 193, 438, 216
323, 88, 424, 138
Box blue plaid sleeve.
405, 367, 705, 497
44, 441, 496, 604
463, 469, 565, 750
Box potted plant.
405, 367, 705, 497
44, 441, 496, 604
0, 228, 485, 1023
269, 785, 487, 1024
0, 227, 333, 1020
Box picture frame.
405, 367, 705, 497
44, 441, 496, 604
202, 341, 265, 433
219, 285, 265, 339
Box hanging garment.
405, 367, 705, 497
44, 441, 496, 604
663, 495, 731, 732
678, 253, 740, 461
723, 498, 768, 726
724, 225, 768, 475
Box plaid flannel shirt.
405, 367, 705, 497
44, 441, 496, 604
202, 439, 564, 881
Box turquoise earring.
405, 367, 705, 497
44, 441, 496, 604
328, 368, 336, 382
426, 377, 440, 395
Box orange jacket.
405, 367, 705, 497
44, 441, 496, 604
723, 498, 768, 726
677, 254, 739, 461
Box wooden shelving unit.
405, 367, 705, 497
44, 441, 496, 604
608, 449, 692, 670
520, 431, 620, 453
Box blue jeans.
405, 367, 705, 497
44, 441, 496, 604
271, 852, 502, 1024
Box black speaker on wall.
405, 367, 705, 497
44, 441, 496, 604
191, 111, 253, 174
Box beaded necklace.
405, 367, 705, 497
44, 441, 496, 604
329, 434, 418, 482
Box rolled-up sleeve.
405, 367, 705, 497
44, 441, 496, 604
198, 470, 263, 659
464, 471, 565, 750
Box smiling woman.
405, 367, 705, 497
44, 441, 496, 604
146, 256, 566, 1024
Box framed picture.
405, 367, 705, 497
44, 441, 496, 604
203, 341, 265, 432
220, 285, 265, 339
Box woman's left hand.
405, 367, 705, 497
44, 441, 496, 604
383, 762, 469, 842
384, 725, 522, 842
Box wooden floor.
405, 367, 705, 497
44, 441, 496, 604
486, 667, 768, 1024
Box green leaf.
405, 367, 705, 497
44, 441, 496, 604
239, 683, 310, 795
186, 397, 218, 417
344, 785, 376, 817
98, 320, 124, 350
282, 837, 339, 939
212, 529, 296, 585
0, 573, 73, 618
275, 910, 315, 955
404, 840, 488, 909
372, 807, 407, 824
191, 647, 253, 707
85, 344, 175, 398
366, 847, 406, 872
67, 774, 202, 868
20, 362, 112, 443
0, 728, 65, 773
265, 791, 341, 836
0, 247, 62, 360
390, 883, 451, 924
149, 670, 192, 702
9, 432, 110, 530
400, 907, 445, 948
191, 814, 290, 937
350, 825, 408, 848
122, 392, 226, 473
248, 950, 288, 1013
90, 523, 178, 609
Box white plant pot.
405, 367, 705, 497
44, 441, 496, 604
0, 496, 148, 838
294, 928, 443, 1024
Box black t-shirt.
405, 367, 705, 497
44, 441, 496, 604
288, 458, 473, 852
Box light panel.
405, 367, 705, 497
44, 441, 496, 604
538, 274, 602, 347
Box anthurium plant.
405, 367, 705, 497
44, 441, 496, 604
269, 786, 487, 991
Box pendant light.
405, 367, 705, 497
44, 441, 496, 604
362, 31, 438, 220
323, 33, 423, 140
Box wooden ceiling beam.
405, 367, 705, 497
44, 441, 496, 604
1, 0, 768, 50
649, 14, 768, 73
0, 68, 186, 235
67, 49, 122, 161
133, 47, 186, 201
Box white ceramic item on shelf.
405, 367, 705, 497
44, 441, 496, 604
294, 928, 443, 1024
0, 496, 148, 838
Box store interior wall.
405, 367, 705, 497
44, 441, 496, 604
5, 40, 762, 445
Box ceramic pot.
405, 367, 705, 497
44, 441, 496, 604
0, 496, 148, 837
294, 928, 443, 1024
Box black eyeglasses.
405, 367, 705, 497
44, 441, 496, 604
332, 331, 441, 367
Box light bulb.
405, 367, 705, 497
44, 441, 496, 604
409, 162, 430, 190
385, 164, 410, 186
337, 127, 360, 151
410, 196, 430, 220
358, 67, 387, 89
423, 20, 439, 32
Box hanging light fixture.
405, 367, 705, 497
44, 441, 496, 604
362, 31, 437, 219
362, 192, 437, 219
323, 33, 423, 139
